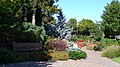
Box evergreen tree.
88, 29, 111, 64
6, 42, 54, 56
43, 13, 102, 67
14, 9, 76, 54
56, 10, 72, 39
101, 0, 120, 37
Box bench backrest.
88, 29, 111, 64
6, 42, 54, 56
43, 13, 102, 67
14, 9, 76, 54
13, 43, 42, 51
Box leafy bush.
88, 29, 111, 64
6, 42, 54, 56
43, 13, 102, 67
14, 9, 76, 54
69, 50, 87, 60
101, 46, 120, 58
47, 38, 67, 51
14, 51, 50, 61
112, 57, 120, 63
30, 51, 50, 61
86, 45, 94, 50
48, 50, 69, 61
103, 38, 119, 48
0, 48, 16, 64
0, 22, 46, 49
73, 35, 89, 42
0, 48, 51, 64
15, 22, 46, 42
118, 40, 120, 45
94, 44, 104, 51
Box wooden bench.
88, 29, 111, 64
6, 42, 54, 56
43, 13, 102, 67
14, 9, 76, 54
13, 42, 43, 51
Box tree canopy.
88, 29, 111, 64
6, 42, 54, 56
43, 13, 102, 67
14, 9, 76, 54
67, 18, 77, 28
78, 19, 95, 35
0, 0, 60, 49
101, 0, 120, 37
0, 0, 60, 25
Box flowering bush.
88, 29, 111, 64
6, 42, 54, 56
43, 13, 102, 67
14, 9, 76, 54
47, 38, 67, 51
86, 45, 94, 50
48, 50, 69, 61
77, 40, 86, 48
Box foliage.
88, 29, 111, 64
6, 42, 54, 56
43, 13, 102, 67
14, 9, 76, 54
94, 38, 119, 51
46, 38, 67, 51
44, 10, 72, 39
118, 40, 120, 44
90, 24, 104, 42
69, 50, 87, 60
30, 50, 50, 61
44, 24, 60, 38
73, 35, 90, 42
0, 0, 60, 48
48, 50, 69, 61
0, 22, 46, 44
103, 38, 119, 48
79, 19, 96, 35
0, 49, 51, 64
0, 0, 20, 25
14, 51, 50, 62
112, 57, 120, 63
94, 44, 104, 51
101, 0, 120, 37
67, 18, 77, 29
86, 45, 94, 50
101, 45, 120, 58
56, 10, 72, 39
57, 10, 66, 23
0, 48, 16, 64
17, 22, 46, 42
0, 0, 60, 25
0, 22, 46, 49
0, 24, 16, 49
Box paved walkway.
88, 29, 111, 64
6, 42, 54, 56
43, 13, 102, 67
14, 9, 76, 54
52, 47, 120, 67
1, 47, 120, 67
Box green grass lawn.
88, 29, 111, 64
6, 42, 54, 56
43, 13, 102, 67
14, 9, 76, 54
112, 57, 120, 64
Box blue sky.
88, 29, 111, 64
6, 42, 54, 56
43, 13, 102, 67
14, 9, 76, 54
58, 0, 115, 22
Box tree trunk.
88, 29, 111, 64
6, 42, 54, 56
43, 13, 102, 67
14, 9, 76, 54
35, 7, 42, 26
32, 13, 35, 25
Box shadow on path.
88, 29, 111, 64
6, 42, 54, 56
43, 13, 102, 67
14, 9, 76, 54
0, 61, 53, 67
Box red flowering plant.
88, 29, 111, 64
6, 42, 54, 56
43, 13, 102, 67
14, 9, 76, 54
77, 40, 86, 48
46, 38, 67, 51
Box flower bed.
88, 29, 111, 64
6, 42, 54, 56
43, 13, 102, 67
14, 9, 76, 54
48, 50, 69, 61
77, 40, 86, 48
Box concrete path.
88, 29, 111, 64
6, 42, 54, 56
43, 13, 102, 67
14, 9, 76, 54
52, 47, 120, 67
1, 47, 120, 67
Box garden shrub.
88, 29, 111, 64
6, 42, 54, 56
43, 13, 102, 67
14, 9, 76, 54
103, 38, 119, 48
94, 44, 104, 51
0, 50, 32, 64
15, 22, 46, 43
69, 50, 87, 60
73, 35, 89, 42
0, 23, 46, 49
48, 50, 69, 61
14, 52, 31, 62
117, 40, 120, 45
30, 50, 50, 61
0, 49, 51, 64
86, 45, 94, 50
0, 48, 16, 64
15, 51, 50, 61
101, 46, 120, 58
47, 38, 67, 51
112, 57, 120, 63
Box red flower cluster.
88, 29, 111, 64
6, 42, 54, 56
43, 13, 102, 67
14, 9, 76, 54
77, 40, 86, 48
